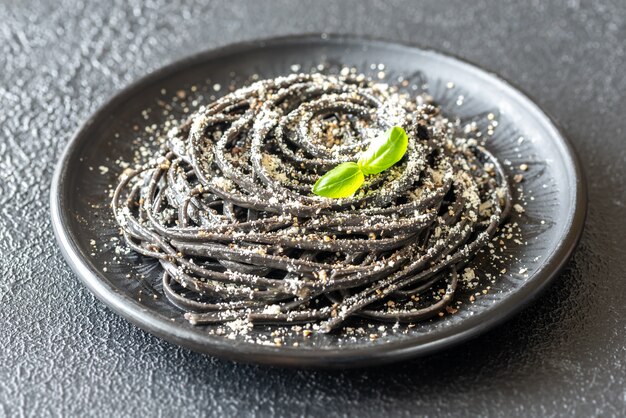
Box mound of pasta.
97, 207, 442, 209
112, 73, 511, 333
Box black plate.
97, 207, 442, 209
50, 34, 586, 368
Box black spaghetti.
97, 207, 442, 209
112, 73, 512, 333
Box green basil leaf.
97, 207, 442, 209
357, 126, 408, 175
312, 162, 365, 198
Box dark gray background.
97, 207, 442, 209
1, 0, 625, 416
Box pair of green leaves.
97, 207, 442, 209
312, 126, 409, 198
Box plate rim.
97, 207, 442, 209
50, 33, 587, 368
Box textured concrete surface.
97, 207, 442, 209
1, 0, 626, 416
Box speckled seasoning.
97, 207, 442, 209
102, 66, 530, 345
